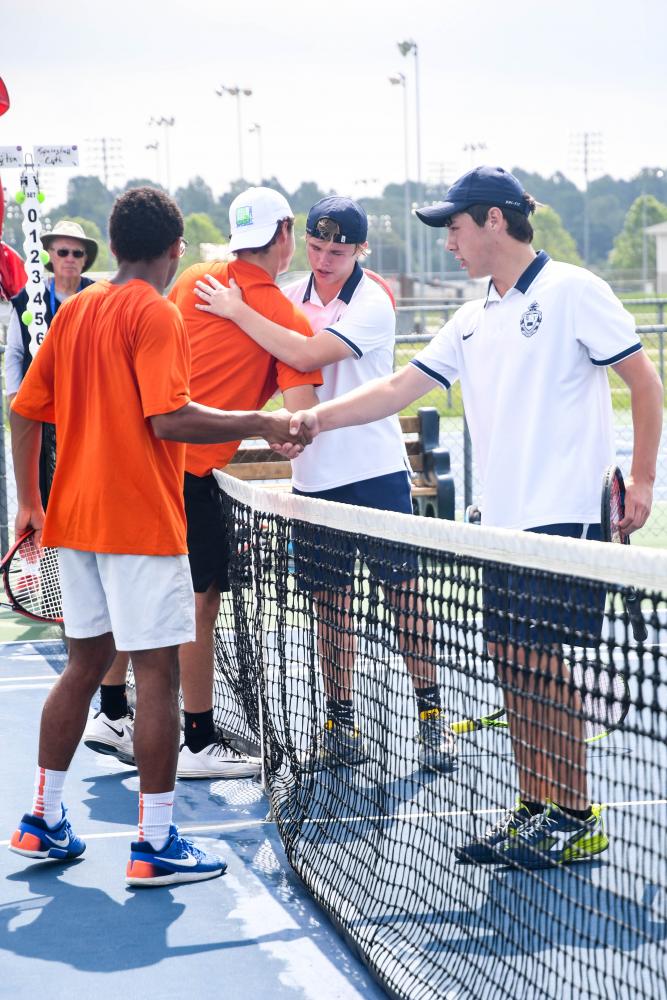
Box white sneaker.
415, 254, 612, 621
83, 710, 135, 765
177, 736, 261, 779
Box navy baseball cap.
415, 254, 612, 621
415, 166, 530, 227
306, 196, 368, 244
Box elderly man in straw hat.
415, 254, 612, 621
6, 221, 98, 505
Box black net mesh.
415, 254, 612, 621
213, 473, 667, 1000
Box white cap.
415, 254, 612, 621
228, 187, 293, 252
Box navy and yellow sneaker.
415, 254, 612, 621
497, 803, 609, 869
454, 798, 538, 864
9, 808, 86, 861
417, 709, 458, 773
126, 825, 227, 887
306, 719, 369, 771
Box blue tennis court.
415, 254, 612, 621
0, 636, 386, 1000
2, 543, 667, 1000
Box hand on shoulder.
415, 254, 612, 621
194, 276, 244, 319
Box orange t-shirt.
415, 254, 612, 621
168, 258, 322, 477
12, 280, 191, 555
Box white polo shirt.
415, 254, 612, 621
411, 252, 642, 529
284, 263, 409, 492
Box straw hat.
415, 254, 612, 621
41, 220, 98, 272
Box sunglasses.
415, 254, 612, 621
310, 217, 341, 241
54, 248, 85, 259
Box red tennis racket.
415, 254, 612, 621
1, 530, 63, 624
601, 465, 647, 643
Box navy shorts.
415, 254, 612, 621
292, 470, 418, 592
483, 523, 606, 648
184, 472, 230, 594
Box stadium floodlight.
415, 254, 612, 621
216, 85, 253, 180
389, 72, 412, 277
398, 39, 425, 295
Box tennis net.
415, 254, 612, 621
212, 471, 667, 1000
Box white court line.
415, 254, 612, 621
0, 683, 57, 692
0, 638, 64, 646
0, 818, 267, 848
0, 675, 57, 682
2, 798, 665, 848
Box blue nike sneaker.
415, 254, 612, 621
9, 808, 86, 861
496, 803, 609, 869
126, 825, 227, 887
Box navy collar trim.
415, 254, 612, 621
484, 250, 550, 307
338, 261, 364, 303
303, 261, 364, 305
514, 250, 550, 294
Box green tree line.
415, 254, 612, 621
2, 167, 666, 279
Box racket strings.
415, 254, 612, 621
6, 541, 62, 622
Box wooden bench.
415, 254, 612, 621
225, 406, 455, 519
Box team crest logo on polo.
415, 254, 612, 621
520, 301, 542, 337
236, 206, 253, 227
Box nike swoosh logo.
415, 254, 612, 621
154, 854, 199, 868
462, 332, 474, 341
45, 832, 70, 847
104, 722, 125, 737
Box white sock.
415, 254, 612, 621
138, 791, 175, 849
32, 766, 67, 828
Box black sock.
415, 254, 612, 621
184, 709, 216, 752
414, 685, 441, 717
558, 804, 593, 822
522, 799, 544, 817
100, 684, 128, 721
326, 698, 354, 729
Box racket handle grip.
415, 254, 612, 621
625, 590, 648, 643
451, 719, 477, 734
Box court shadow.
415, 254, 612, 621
0, 861, 314, 973
431, 864, 667, 958
80, 770, 138, 827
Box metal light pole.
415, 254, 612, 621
145, 141, 160, 185
398, 40, 425, 298
248, 123, 263, 183
389, 72, 412, 279
216, 85, 253, 180
148, 117, 175, 192
463, 141, 487, 170
368, 214, 392, 273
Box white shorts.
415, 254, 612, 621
58, 549, 196, 651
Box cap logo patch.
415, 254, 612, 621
520, 301, 542, 338
235, 206, 253, 227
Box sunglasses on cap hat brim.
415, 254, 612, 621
307, 217, 354, 243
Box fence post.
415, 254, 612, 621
0, 348, 8, 555
463, 415, 473, 511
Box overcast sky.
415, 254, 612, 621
1, 0, 665, 208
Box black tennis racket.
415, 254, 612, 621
601, 465, 648, 643
1, 530, 63, 624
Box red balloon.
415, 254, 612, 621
0, 78, 10, 117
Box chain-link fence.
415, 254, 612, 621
1, 305, 666, 551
